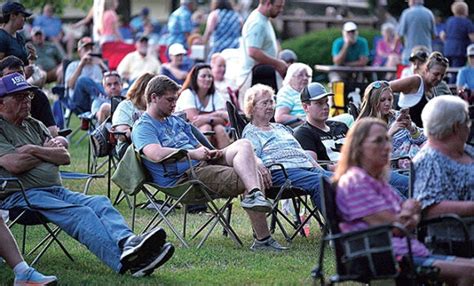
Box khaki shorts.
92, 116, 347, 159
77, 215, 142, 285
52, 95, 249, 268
177, 161, 245, 197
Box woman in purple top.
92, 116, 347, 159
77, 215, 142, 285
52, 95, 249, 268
334, 117, 474, 285
440, 2, 474, 67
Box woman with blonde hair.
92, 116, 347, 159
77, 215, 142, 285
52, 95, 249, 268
335, 117, 474, 286
390, 51, 450, 127
112, 72, 154, 156
358, 80, 426, 159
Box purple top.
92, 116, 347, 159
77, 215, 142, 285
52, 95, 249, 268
336, 166, 429, 257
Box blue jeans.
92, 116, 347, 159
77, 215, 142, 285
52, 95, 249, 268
271, 168, 332, 210
0, 187, 133, 272
71, 77, 105, 114
389, 171, 409, 199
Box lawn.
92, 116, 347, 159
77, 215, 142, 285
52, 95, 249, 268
0, 119, 340, 285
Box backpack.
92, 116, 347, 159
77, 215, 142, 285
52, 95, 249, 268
91, 120, 112, 157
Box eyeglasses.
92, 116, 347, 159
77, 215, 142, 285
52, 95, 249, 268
8, 92, 34, 102
410, 51, 428, 61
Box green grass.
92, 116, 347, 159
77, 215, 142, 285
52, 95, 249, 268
0, 118, 341, 285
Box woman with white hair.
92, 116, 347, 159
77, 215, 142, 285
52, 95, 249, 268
413, 95, 474, 219
274, 63, 312, 126
372, 22, 402, 70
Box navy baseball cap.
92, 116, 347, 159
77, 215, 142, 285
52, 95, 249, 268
0, 73, 34, 97
2, 2, 32, 17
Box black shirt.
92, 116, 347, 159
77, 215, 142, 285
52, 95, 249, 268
31, 87, 56, 128
294, 121, 348, 161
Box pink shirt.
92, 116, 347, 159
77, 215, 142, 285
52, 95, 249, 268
101, 10, 118, 37
336, 166, 429, 257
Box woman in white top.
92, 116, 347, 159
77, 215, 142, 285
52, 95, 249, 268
176, 63, 230, 148
390, 52, 450, 127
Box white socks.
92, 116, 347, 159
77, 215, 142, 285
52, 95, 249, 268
13, 261, 29, 276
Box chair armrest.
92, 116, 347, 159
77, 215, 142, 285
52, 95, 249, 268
418, 213, 471, 243
0, 177, 23, 192
266, 163, 288, 178
140, 149, 189, 164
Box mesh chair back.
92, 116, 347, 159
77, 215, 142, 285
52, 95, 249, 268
226, 101, 248, 139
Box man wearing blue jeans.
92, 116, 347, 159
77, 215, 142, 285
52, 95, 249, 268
65, 37, 107, 114
0, 73, 174, 277
294, 82, 409, 197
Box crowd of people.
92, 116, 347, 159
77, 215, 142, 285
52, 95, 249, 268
0, 0, 473, 284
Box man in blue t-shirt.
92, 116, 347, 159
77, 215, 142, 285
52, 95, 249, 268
330, 21, 369, 82
457, 44, 474, 92
131, 75, 288, 251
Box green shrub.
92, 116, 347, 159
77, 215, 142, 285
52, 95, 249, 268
281, 27, 381, 69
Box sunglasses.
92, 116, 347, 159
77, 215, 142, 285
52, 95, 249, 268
103, 71, 121, 79
431, 54, 449, 64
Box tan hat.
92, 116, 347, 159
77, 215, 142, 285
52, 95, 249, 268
77, 37, 94, 50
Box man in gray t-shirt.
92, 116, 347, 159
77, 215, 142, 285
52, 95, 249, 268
397, 0, 435, 65
239, 0, 288, 107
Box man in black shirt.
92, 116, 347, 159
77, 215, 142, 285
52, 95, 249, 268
294, 82, 348, 163
294, 82, 409, 197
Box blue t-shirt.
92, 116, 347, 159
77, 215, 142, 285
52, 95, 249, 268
0, 30, 28, 65
32, 15, 62, 38
331, 37, 369, 64
457, 66, 474, 90
443, 16, 474, 58
131, 113, 200, 186
167, 5, 192, 46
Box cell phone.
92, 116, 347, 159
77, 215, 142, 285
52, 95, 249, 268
89, 53, 102, 58
400, 108, 409, 115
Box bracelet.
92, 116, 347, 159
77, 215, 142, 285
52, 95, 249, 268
410, 129, 420, 139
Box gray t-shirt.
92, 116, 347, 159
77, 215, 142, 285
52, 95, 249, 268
0, 117, 61, 198
397, 4, 435, 64
240, 9, 278, 79
413, 144, 474, 210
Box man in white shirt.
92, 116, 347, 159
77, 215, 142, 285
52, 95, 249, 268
117, 34, 161, 83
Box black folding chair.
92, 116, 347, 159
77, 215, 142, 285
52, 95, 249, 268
226, 101, 325, 241
312, 177, 439, 285
2, 178, 74, 266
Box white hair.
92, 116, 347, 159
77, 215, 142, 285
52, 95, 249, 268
421, 95, 469, 139
381, 22, 395, 35
282, 63, 312, 86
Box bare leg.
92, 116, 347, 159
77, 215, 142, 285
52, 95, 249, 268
215, 139, 270, 239
213, 124, 230, 149
217, 139, 262, 194
433, 257, 474, 286
0, 218, 23, 269
96, 103, 111, 124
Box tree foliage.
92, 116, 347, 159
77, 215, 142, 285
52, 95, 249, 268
22, 0, 93, 15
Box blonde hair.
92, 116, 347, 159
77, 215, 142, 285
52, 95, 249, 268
451, 1, 468, 16
358, 81, 394, 122
243, 84, 275, 119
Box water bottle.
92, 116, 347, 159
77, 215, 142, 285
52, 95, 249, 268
300, 206, 310, 237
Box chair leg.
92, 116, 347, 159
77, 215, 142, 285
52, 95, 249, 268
142, 189, 189, 248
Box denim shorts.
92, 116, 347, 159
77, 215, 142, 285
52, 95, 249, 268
412, 254, 456, 267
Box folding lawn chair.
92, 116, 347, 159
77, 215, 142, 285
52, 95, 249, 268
312, 177, 440, 285
112, 142, 241, 249
1, 178, 74, 266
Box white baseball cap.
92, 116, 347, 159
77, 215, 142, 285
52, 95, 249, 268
168, 43, 187, 56
343, 21, 358, 32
